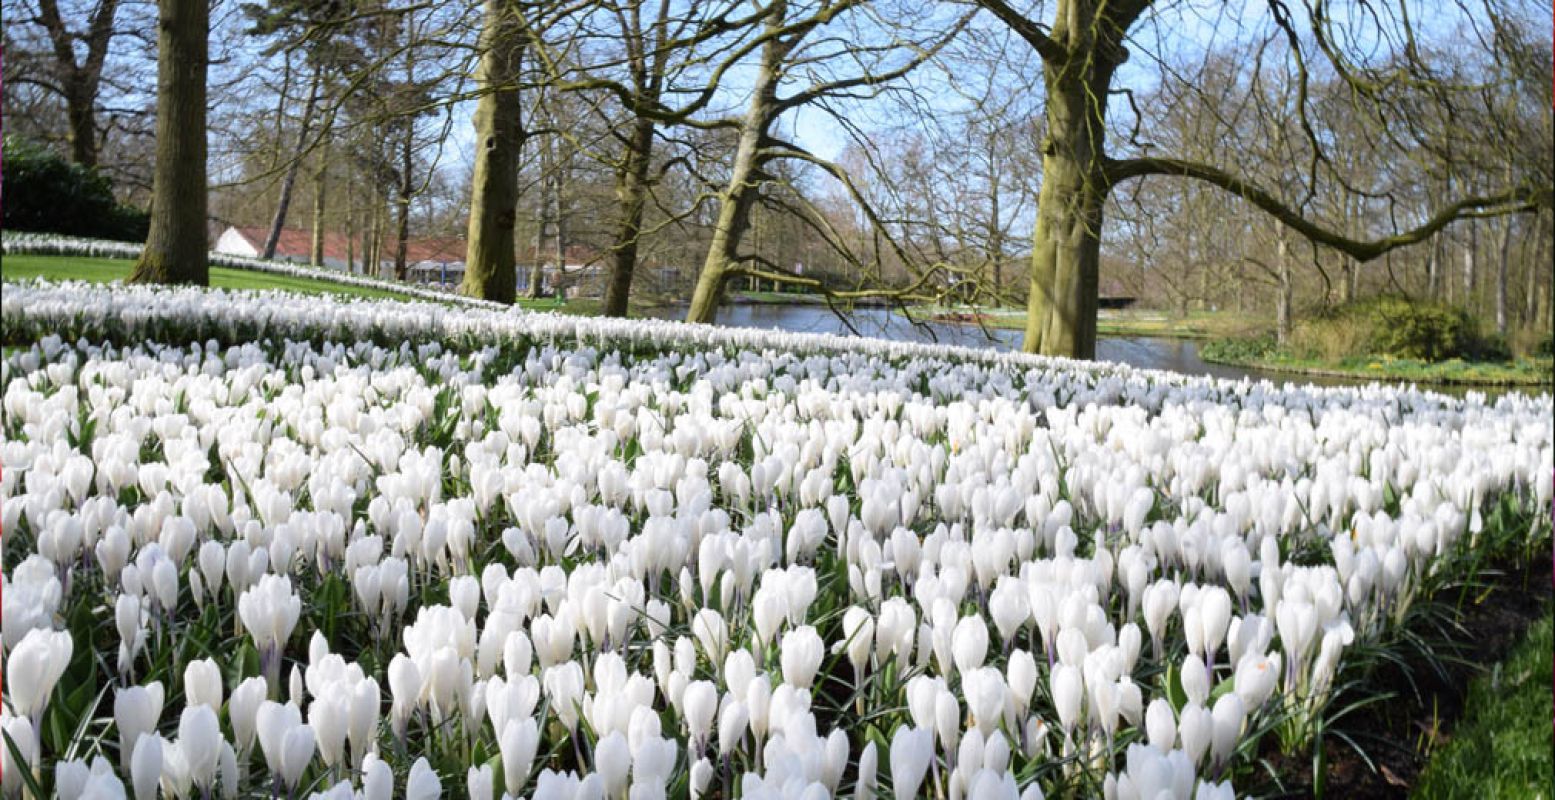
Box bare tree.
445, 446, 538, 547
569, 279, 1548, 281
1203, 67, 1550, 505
972, 0, 1546, 358
128, 0, 208, 285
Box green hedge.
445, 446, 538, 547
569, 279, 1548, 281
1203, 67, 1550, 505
2, 136, 150, 242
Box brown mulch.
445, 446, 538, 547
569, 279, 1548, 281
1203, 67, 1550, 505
1256, 561, 1553, 798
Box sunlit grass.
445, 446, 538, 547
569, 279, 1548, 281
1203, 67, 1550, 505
1413, 606, 1553, 799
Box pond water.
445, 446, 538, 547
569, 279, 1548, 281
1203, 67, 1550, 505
643, 303, 1520, 398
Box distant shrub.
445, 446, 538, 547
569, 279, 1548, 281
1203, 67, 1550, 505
1292, 296, 1505, 363
2, 136, 149, 242
1201, 335, 1277, 363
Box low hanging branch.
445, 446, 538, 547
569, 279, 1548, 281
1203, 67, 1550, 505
1103, 155, 1545, 262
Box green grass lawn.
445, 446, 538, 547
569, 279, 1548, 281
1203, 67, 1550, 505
2, 254, 422, 301
1413, 607, 1554, 798
1, 254, 624, 317
905, 305, 1268, 339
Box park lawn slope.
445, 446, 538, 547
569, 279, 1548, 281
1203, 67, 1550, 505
2, 253, 675, 317
2, 254, 421, 301
909, 305, 1267, 340
1413, 606, 1554, 799
1201, 343, 1554, 387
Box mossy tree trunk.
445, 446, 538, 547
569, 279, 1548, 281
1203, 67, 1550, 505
1020, 14, 1122, 358
128, 0, 208, 286
461, 0, 526, 303
980, 0, 1541, 360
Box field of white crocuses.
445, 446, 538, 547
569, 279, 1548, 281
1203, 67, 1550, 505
2, 280, 1551, 799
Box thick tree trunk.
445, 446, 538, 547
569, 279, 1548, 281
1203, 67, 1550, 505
262, 70, 321, 260
65, 83, 101, 168
310, 132, 329, 267
1022, 58, 1115, 358
685, 17, 784, 324
603, 118, 657, 316
128, 0, 207, 285
461, 0, 525, 304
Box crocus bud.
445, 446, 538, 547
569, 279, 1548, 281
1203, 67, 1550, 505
363, 753, 393, 800
780, 626, 823, 689
184, 658, 223, 712
594, 731, 630, 799
1177, 703, 1212, 767
1233, 652, 1280, 711
1210, 694, 1246, 769
468, 764, 494, 800
499, 718, 540, 797
718, 699, 749, 757
405, 757, 441, 800
1145, 698, 1176, 753
682, 680, 718, 753
689, 758, 715, 800
9, 627, 73, 721
229, 677, 267, 755
890, 726, 933, 800
178, 705, 223, 792
130, 734, 162, 800
857, 740, 879, 800
115, 682, 165, 772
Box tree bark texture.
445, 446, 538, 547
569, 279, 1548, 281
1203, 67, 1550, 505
1021, 29, 1119, 358
461, 0, 526, 303
128, 0, 207, 285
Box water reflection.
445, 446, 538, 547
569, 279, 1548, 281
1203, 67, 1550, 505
641, 302, 1526, 398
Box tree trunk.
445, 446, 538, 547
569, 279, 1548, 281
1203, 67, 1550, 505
1022, 53, 1116, 358
128, 0, 207, 285
1495, 214, 1512, 335
369, 197, 383, 277
1527, 212, 1548, 325
686, 14, 785, 324
346, 178, 356, 273
65, 82, 101, 169
528, 131, 552, 299
394, 124, 414, 281
1426, 236, 1440, 300
262, 69, 322, 260
1276, 229, 1293, 346
461, 0, 525, 303
39, 0, 120, 168
310, 132, 330, 267
1461, 221, 1477, 311
603, 117, 656, 316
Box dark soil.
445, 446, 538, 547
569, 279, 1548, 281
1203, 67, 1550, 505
1257, 560, 1554, 798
